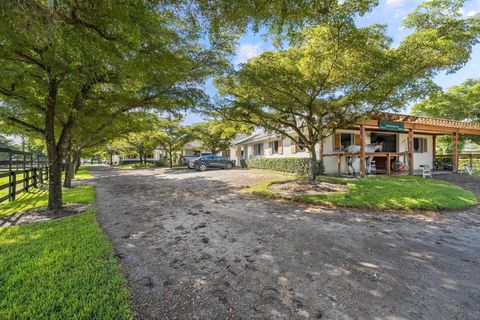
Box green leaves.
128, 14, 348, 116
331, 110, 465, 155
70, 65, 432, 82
193, 119, 251, 153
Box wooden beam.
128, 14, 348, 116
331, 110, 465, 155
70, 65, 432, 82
452, 132, 459, 173
432, 135, 436, 170
337, 154, 342, 176
359, 124, 366, 177
408, 129, 414, 176
387, 154, 391, 176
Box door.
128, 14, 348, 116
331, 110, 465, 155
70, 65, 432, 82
203, 156, 214, 168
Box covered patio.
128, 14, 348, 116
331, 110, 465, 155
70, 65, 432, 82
322, 114, 480, 177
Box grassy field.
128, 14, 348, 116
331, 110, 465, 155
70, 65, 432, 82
0, 185, 95, 218
246, 174, 478, 211
0, 168, 93, 205
0, 184, 132, 319
72, 168, 93, 180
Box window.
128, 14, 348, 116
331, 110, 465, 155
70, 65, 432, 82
273, 140, 279, 154
254, 143, 263, 155
334, 133, 354, 151
414, 138, 428, 153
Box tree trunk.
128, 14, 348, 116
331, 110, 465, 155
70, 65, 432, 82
63, 152, 73, 188
75, 155, 81, 173
45, 78, 63, 210
48, 154, 63, 210
109, 153, 113, 166
169, 144, 173, 168
308, 144, 318, 181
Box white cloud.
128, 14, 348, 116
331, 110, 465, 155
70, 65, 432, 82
386, 0, 406, 6
234, 43, 263, 65
467, 10, 478, 17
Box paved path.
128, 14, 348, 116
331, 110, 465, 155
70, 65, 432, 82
92, 167, 480, 320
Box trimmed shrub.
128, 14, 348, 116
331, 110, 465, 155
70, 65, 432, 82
154, 159, 165, 167
244, 157, 324, 176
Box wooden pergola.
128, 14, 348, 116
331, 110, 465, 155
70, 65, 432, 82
322, 113, 480, 177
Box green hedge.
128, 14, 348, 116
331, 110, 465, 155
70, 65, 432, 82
435, 157, 480, 170
242, 157, 324, 176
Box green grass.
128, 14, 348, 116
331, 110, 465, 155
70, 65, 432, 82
0, 183, 132, 319
72, 168, 93, 180
246, 174, 478, 211
117, 163, 156, 170
0, 208, 132, 319
164, 165, 189, 170
0, 168, 93, 205
0, 185, 95, 218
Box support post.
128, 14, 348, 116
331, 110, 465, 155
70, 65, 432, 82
236, 146, 241, 165
452, 131, 459, 173
320, 140, 324, 162
408, 129, 414, 176
387, 154, 391, 176
337, 154, 341, 176
432, 135, 436, 170
359, 124, 366, 177
469, 153, 473, 169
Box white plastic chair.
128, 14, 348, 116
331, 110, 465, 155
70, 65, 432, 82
420, 165, 432, 178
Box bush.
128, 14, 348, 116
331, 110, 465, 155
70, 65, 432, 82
243, 157, 324, 176
131, 163, 154, 169
154, 159, 165, 167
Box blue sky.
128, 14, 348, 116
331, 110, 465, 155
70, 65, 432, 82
184, 0, 480, 124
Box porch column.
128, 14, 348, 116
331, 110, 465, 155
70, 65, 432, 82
359, 124, 366, 177
244, 144, 248, 159
320, 140, 324, 162
337, 154, 342, 175
236, 146, 241, 164
432, 135, 436, 170
452, 131, 459, 173
408, 129, 414, 176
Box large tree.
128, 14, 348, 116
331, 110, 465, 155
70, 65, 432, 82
0, 1, 218, 209
215, 0, 480, 180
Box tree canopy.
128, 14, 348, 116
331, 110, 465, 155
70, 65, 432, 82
193, 119, 251, 154
0, 1, 222, 209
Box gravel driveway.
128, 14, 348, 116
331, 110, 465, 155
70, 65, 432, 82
92, 167, 480, 320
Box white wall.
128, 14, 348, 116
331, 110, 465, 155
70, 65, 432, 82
234, 130, 434, 174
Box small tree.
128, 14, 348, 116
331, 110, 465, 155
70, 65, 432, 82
156, 116, 193, 168
412, 78, 480, 151
193, 119, 251, 154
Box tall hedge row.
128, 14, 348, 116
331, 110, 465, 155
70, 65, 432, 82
241, 157, 324, 176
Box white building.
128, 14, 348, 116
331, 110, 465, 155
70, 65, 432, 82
229, 114, 480, 176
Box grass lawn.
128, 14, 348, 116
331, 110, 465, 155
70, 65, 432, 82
117, 163, 156, 170
246, 174, 478, 211
0, 168, 92, 204
164, 165, 189, 170
0, 185, 132, 319
72, 168, 93, 180
0, 185, 95, 218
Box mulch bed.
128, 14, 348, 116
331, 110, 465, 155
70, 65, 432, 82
0, 204, 91, 227
268, 180, 346, 197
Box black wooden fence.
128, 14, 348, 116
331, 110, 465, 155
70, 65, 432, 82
0, 148, 49, 204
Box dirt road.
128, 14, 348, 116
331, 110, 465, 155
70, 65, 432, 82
92, 167, 480, 320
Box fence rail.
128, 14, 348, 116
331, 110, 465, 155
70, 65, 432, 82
0, 147, 49, 204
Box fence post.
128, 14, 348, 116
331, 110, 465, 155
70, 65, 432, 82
33, 168, 38, 188
11, 171, 16, 201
